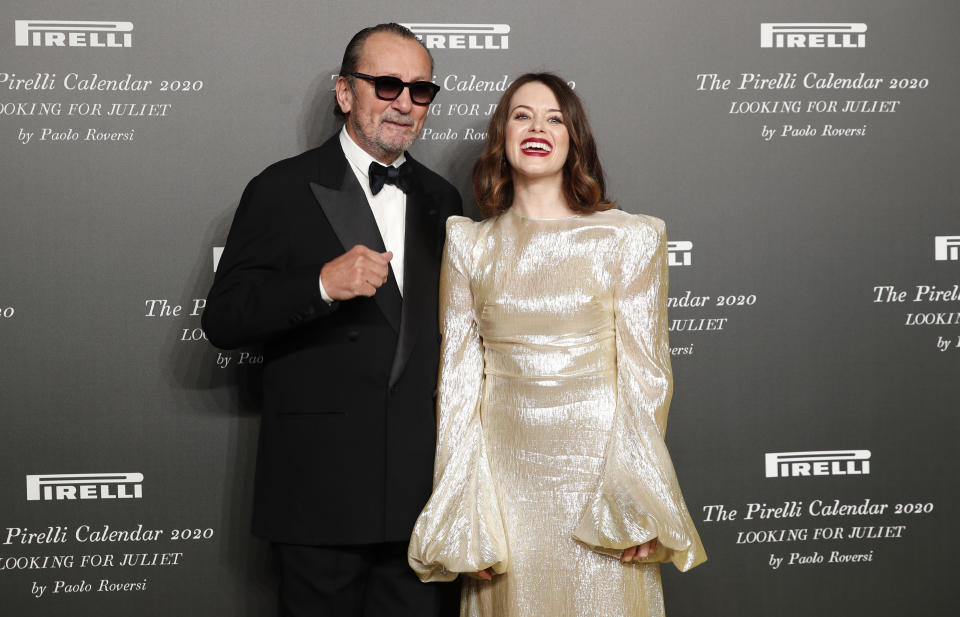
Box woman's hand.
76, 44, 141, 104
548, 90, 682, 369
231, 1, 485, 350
474, 568, 495, 580
620, 538, 658, 563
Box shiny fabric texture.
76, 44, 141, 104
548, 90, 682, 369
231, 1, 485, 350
409, 208, 706, 617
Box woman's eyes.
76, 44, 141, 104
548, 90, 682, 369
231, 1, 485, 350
512, 113, 564, 123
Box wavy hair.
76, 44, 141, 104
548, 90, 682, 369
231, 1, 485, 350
472, 73, 615, 217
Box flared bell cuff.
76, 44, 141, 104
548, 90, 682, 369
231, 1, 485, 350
408, 427, 510, 582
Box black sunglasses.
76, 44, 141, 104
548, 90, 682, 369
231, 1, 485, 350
349, 72, 441, 105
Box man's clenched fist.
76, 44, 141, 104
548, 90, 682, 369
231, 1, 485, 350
320, 245, 393, 301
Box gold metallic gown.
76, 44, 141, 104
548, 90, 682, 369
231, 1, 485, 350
409, 208, 706, 617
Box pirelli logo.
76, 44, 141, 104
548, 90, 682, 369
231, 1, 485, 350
667, 241, 692, 267
934, 236, 960, 261
761, 23, 866, 49
401, 23, 509, 50
765, 450, 871, 478
14, 20, 133, 48
26, 473, 144, 501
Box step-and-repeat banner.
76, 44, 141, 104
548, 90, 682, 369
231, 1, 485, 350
2, 1, 956, 615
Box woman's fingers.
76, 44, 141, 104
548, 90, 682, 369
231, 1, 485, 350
623, 538, 658, 562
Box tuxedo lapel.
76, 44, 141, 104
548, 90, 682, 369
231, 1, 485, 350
309, 140, 402, 333
389, 177, 437, 387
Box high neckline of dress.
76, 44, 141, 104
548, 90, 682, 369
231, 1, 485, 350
509, 207, 581, 222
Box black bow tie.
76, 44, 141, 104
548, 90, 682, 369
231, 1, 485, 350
368, 161, 413, 195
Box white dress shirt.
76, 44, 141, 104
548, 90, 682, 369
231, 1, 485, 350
318, 126, 408, 301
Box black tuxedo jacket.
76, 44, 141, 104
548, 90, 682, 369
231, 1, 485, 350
203, 135, 462, 545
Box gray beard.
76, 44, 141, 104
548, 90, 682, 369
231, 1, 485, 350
348, 115, 416, 161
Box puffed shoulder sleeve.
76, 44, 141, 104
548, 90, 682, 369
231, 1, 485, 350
408, 216, 509, 582
572, 216, 706, 572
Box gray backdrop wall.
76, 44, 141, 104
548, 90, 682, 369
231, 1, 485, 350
2, 1, 957, 615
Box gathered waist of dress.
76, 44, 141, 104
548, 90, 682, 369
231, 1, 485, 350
481, 332, 616, 380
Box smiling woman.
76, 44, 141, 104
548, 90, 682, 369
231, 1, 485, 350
409, 73, 706, 617
504, 81, 570, 181
472, 73, 612, 218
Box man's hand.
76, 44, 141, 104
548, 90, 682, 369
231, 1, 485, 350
320, 246, 393, 300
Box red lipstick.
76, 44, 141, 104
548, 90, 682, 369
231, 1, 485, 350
519, 137, 553, 156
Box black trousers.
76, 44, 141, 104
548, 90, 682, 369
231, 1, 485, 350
275, 542, 459, 617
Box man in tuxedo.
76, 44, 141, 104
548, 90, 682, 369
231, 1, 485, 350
202, 23, 462, 617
